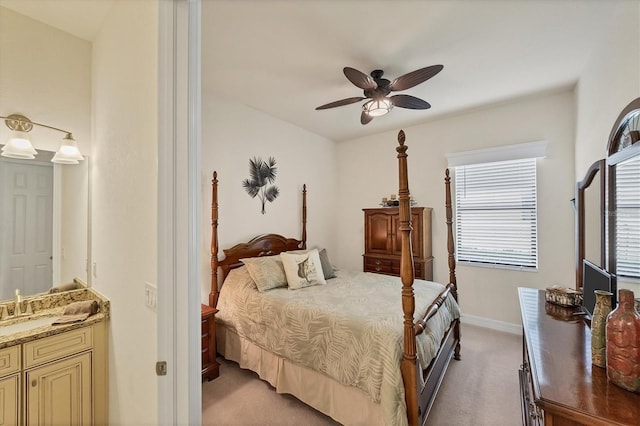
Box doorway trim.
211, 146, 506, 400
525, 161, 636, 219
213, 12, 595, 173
157, 0, 201, 424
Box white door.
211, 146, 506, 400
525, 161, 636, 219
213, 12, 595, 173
0, 160, 53, 299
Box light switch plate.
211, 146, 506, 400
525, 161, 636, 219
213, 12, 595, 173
145, 282, 157, 311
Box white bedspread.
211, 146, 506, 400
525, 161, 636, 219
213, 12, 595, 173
216, 266, 460, 426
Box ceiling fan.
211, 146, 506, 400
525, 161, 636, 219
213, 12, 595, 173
315, 65, 443, 125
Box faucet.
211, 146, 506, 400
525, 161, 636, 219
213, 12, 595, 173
13, 289, 23, 317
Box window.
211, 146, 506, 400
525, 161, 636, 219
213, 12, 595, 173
614, 155, 640, 279
454, 158, 538, 269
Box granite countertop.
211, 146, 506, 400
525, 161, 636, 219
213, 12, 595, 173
0, 288, 110, 349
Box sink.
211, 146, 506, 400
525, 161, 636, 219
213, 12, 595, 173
0, 316, 56, 336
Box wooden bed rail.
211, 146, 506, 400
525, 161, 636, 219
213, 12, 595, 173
398, 132, 461, 426
413, 170, 459, 336
210, 171, 219, 307
396, 130, 420, 426
444, 168, 461, 361
414, 283, 454, 335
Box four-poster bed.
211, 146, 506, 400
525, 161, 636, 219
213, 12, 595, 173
209, 130, 461, 426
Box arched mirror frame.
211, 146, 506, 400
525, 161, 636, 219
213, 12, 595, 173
575, 159, 605, 288
605, 97, 640, 278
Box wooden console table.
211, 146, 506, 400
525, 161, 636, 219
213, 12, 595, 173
518, 287, 639, 426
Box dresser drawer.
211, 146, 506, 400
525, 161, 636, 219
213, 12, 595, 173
0, 345, 20, 376
201, 304, 219, 380
364, 257, 393, 273
520, 339, 543, 426
365, 256, 429, 280
202, 317, 210, 334
24, 327, 93, 369
201, 337, 212, 364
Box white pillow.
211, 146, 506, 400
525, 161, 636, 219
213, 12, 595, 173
280, 249, 326, 290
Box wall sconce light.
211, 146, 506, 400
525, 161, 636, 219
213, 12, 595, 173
362, 98, 393, 117
0, 114, 84, 164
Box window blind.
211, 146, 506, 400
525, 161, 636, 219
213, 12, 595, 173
455, 158, 538, 269
614, 155, 640, 279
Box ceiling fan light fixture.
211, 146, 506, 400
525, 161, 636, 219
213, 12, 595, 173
363, 99, 392, 117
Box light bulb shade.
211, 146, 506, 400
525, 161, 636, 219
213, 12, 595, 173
50, 156, 80, 165
363, 99, 393, 117
51, 134, 83, 164
1, 131, 37, 159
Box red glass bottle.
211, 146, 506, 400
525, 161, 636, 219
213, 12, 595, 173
606, 289, 640, 393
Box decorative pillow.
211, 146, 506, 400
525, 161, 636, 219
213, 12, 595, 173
289, 247, 336, 280
318, 248, 336, 279
280, 249, 327, 290
240, 255, 287, 292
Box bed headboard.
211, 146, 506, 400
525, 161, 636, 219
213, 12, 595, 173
209, 174, 307, 307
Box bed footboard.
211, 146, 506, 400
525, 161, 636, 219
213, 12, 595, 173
417, 320, 459, 425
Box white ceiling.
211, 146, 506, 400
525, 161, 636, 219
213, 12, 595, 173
1, 0, 625, 142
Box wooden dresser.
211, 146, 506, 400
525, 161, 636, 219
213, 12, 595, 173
363, 207, 433, 280
518, 288, 640, 426
201, 304, 219, 381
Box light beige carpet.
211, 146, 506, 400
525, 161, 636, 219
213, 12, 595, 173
202, 324, 522, 425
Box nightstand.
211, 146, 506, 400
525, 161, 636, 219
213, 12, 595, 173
201, 304, 220, 381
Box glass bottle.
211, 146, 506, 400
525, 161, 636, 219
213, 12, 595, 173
606, 289, 640, 393
591, 290, 612, 368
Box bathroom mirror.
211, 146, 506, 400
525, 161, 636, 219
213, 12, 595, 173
0, 149, 90, 300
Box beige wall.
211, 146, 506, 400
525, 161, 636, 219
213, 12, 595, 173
575, 1, 640, 297
201, 93, 338, 302
0, 7, 92, 154
575, 1, 640, 179
1, 4, 160, 422
0, 7, 91, 289
335, 90, 577, 328
91, 1, 158, 424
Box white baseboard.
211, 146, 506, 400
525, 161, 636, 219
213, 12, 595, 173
460, 314, 522, 335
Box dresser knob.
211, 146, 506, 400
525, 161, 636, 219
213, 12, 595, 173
376, 266, 382, 271
32, 380, 37, 387
375, 260, 381, 265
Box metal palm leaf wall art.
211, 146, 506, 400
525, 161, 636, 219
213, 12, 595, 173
242, 156, 280, 214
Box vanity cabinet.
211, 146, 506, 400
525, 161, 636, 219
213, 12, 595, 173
0, 321, 107, 425
0, 374, 19, 425
26, 352, 91, 425
0, 345, 21, 425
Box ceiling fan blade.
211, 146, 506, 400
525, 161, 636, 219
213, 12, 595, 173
390, 65, 443, 91
315, 97, 366, 110
360, 111, 374, 125
343, 67, 377, 90
390, 94, 431, 110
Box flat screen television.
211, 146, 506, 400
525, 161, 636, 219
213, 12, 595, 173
581, 259, 617, 320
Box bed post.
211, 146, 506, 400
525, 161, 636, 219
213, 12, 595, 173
445, 169, 461, 360
301, 184, 307, 250
396, 130, 419, 426
210, 171, 220, 307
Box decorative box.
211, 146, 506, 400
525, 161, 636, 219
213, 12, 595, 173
545, 286, 582, 307
545, 302, 579, 321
